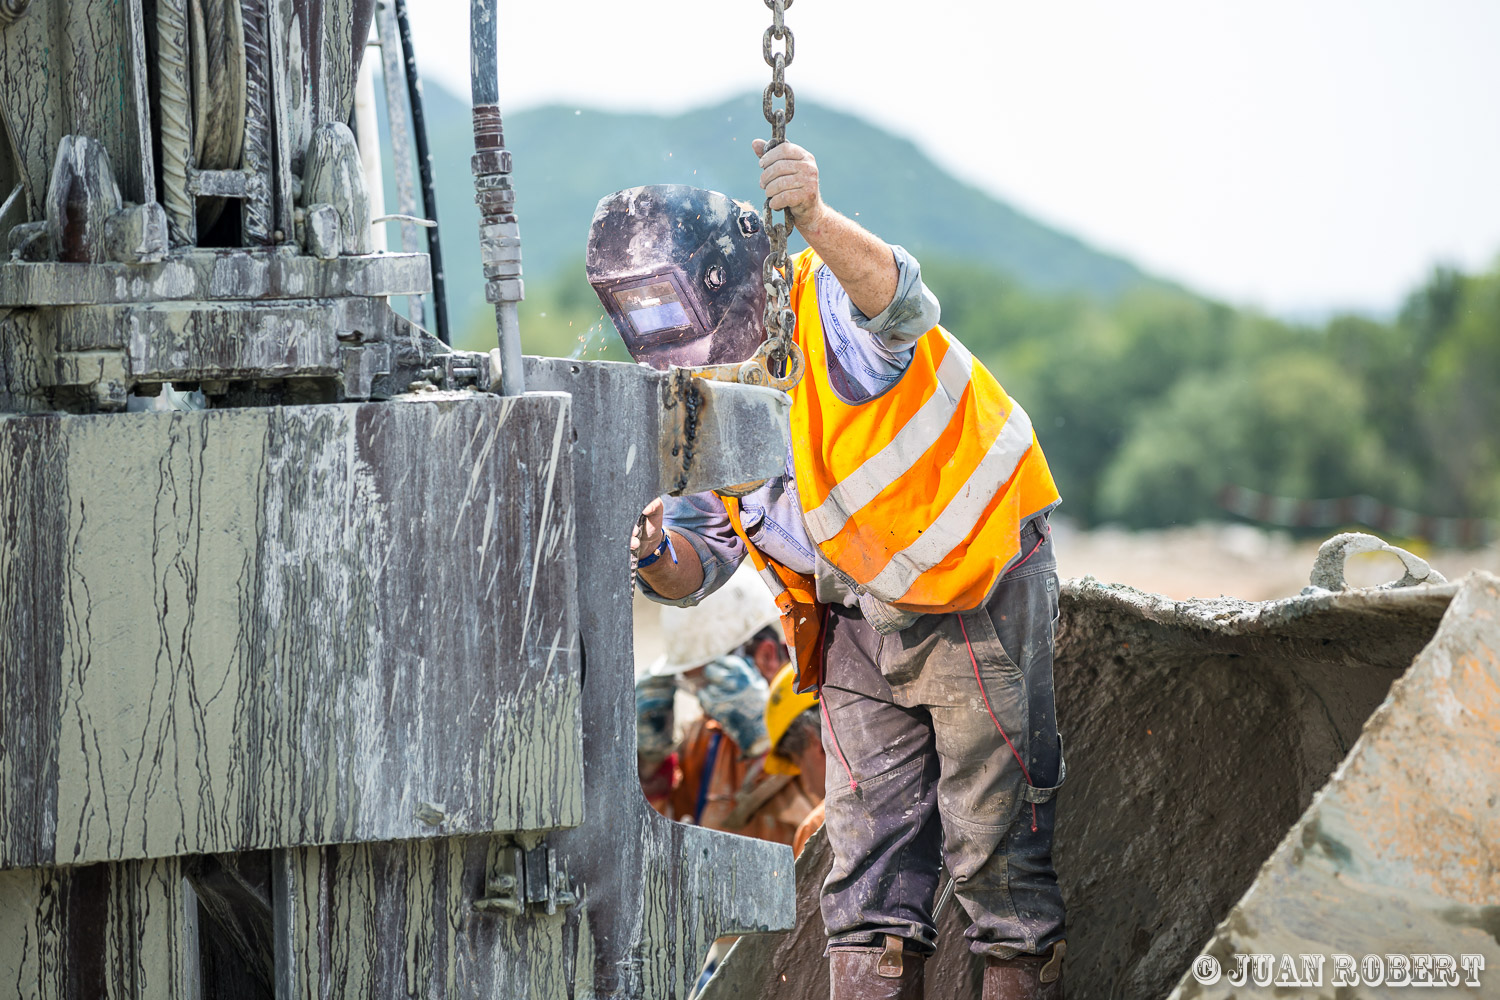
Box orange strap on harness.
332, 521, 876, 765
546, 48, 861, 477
719, 494, 824, 692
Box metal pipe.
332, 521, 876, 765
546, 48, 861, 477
240, 0, 274, 244
494, 302, 525, 394
157, 0, 196, 245
469, 0, 498, 107
470, 0, 526, 395
394, 0, 449, 344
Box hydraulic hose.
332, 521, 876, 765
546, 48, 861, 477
394, 0, 450, 344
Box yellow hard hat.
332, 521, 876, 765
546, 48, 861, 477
764, 664, 819, 775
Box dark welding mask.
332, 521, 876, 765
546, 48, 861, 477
587, 185, 770, 370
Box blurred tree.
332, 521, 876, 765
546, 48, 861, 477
1097, 353, 1392, 527
1414, 267, 1500, 517
1323, 311, 1426, 508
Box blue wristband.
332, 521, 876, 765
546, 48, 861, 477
636, 532, 677, 570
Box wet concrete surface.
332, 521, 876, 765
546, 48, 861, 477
702, 575, 1462, 999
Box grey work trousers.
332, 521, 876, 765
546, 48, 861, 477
818, 516, 1066, 960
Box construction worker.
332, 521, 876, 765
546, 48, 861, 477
744, 621, 791, 685
592, 141, 1066, 1000
635, 564, 817, 843
762, 664, 827, 857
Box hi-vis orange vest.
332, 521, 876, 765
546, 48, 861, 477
722, 249, 1060, 691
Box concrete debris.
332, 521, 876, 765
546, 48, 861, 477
703, 568, 1498, 1000
1169, 572, 1499, 998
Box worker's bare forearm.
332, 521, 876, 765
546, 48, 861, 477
794, 204, 898, 320
755, 138, 899, 320
636, 530, 704, 601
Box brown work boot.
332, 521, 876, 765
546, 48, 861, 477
829, 935, 926, 999
983, 940, 1065, 1000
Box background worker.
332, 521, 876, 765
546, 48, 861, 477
596, 138, 1067, 1000
743, 623, 789, 685
635, 564, 818, 843
635, 655, 771, 827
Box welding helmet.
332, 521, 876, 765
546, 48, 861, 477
587, 185, 770, 370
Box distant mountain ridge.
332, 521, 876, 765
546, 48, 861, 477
407, 83, 1157, 331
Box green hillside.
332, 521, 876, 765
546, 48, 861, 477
403, 84, 1154, 350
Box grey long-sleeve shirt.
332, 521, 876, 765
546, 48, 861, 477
639, 245, 940, 622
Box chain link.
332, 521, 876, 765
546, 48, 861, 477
760, 0, 797, 378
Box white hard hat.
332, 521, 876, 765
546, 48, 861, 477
648, 562, 781, 676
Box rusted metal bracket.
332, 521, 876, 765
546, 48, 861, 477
475, 841, 578, 918
659, 366, 793, 497
662, 368, 704, 495
666, 341, 799, 497
677, 337, 806, 392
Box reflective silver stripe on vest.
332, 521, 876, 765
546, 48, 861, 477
803, 336, 975, 544
864, 402, 1036, 603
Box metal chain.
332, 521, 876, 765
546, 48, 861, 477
760, 0, 798, 378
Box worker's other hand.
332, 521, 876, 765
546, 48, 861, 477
754, 139, 825, 229
631, 497, 666, 558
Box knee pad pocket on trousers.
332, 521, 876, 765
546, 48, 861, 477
937, 784, 1023, 853
826, 750, 929, 801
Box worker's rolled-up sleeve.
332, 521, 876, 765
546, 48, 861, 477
635, 491, 746, 607
846, 244, 941, 351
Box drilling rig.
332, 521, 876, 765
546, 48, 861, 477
0, 1, 794, 996
3, 3, 1497, 1000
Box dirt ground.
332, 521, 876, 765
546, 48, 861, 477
632, 521, 1500, 674
1048, 519, 1500, 601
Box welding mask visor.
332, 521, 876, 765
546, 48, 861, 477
586, 185, 770, 370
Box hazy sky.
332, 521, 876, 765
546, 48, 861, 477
405, 1, 1500, 316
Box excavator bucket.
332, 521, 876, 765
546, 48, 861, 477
702, 545, 1500, 999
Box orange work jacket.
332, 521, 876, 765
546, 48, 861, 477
721, 249, 1059, 691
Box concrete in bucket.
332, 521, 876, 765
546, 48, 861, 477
700, 540, 1500, 999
